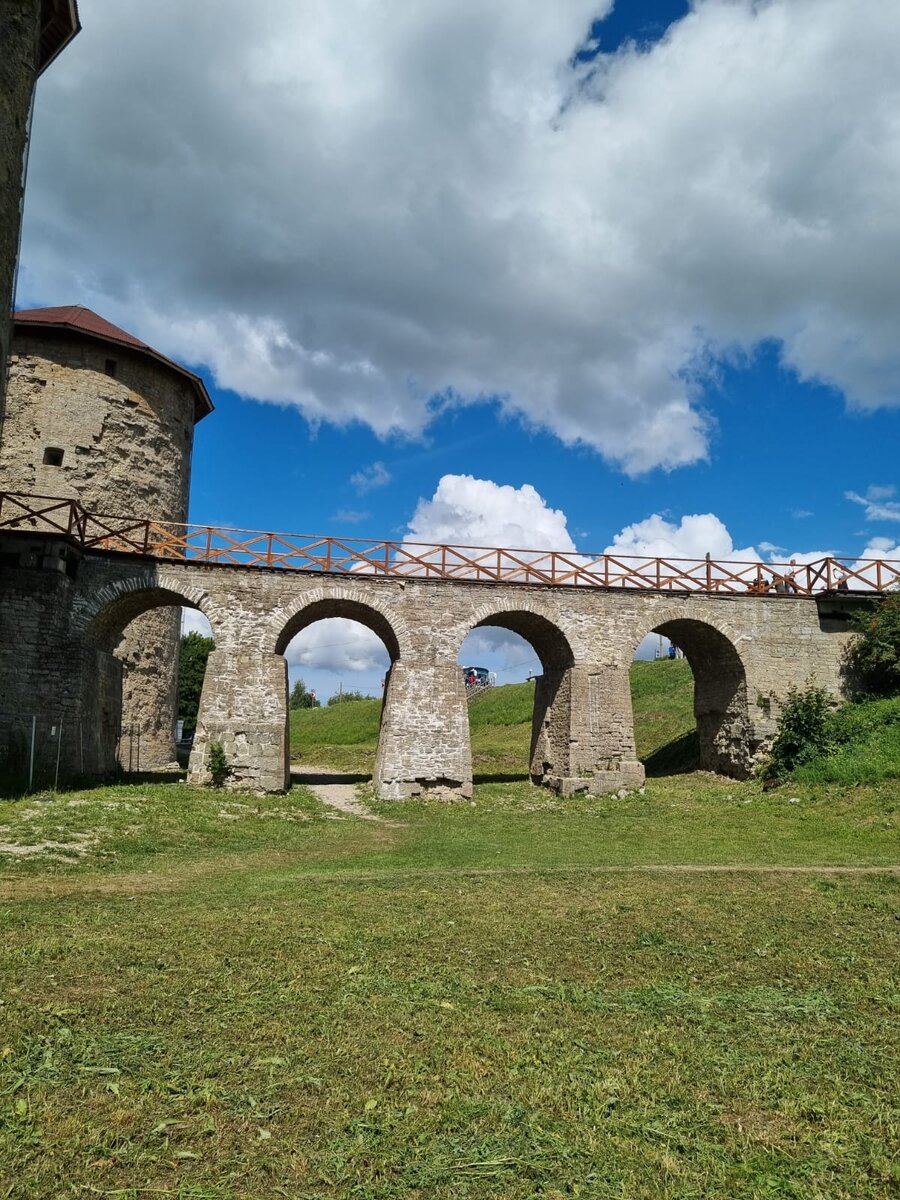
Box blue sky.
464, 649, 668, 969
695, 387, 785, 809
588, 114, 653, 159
18, 0, 900, 698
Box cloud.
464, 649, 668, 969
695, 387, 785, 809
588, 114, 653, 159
846, 485, 900, 522
181, 608, 213, 639
285, 617, 390, 674
604, 513, 757, 562
21, 0, 900, 474
791, 510, 814, 520
406, 475, 575, 551
861, 537, 900, 558
333, 508, 370, 524
350, 463, 392, 494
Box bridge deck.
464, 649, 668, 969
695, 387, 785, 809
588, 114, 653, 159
1, 491, 897, 595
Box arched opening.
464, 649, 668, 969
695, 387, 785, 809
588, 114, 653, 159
631, 619, 750, 778
84, 585, 215, 778
459, 609, 575, 785
275, 598, 400, 781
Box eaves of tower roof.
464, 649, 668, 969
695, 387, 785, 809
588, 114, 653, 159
14, 305, 214, 422
38, 0, 81, 74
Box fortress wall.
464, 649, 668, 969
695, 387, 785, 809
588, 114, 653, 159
1, 333, 198, 766
0, 1, 41, 425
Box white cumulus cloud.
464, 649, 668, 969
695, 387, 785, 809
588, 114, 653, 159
604, 513, 757, 562
20, 0, 900, 474
406, 474, 575, 551
285, 617, 390, 674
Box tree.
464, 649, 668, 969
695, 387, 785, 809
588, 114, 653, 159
177, 632, 214, 733
289, 678, 320, 709
847, 594, 900, 695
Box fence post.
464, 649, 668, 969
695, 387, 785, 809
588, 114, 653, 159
54, 719, 63, 791
705, 553, 712, 591
28, 716, 36, 793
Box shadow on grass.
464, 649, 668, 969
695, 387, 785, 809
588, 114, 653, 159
0, 768, 187, 798
120, 770, 187, 786
642, 731, 700, 777
473, 770, 531, 785
291, 767, 371, 786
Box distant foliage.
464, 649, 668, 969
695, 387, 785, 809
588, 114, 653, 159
289, 679, 320, 709
764, 683, 832, 779
327, 690, 372, 706
207, 741, 229, 788
847, 595, 900, 696
177, 632, 215, 733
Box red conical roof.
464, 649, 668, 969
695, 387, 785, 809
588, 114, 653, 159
14, 305, 213, 422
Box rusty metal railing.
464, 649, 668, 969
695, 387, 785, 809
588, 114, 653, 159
1, 491, 897, 594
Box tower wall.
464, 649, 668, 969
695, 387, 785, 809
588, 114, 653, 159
0, 1, 42, 426
0, 330, 198, 766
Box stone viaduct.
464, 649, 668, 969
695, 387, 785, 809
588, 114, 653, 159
0, 525, 862, 798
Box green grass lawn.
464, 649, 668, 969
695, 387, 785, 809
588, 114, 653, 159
0, 776, 898, 1198
290, 660, 697, 777
2, 664, 898, 1197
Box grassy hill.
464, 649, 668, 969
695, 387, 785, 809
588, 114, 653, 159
290, 659, 696, 777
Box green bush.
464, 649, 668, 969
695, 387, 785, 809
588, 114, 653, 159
764, 683, 832, 779
847, 593, 900, 695
326, 690, 372, 706
207, 741, 229, 788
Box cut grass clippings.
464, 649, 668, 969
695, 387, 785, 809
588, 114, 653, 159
0, 865, 897, 1198
1, 661, 898, 1197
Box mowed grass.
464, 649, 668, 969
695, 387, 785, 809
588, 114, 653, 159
1, 846, 898, 1198
2, 664, 898, 1197
290, 660, 697, 777
2, 770, 898, 879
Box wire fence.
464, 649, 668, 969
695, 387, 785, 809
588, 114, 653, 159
0, 716, 138, 794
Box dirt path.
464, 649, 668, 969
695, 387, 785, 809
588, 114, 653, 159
290, 765, 400, 823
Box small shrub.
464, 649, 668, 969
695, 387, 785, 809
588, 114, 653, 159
326, 690, 371, 706
207, 741, 229, 788
764, 683, 832, 779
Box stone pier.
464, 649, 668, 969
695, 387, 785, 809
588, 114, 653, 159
0, 533, 861, 796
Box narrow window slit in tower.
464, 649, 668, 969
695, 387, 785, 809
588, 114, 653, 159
43, 447, 64, 466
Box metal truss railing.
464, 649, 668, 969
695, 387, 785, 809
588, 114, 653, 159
1, 491, 897, 595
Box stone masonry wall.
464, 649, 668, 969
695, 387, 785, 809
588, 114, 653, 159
0, 534, 123, 787
0, 1, 41, 427
1, 332, 198, 766
38, 552, 859, 797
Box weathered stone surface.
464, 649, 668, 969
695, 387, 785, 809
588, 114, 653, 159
187, 650, 289, 792
0, 1, 41, 426
0, 332, 200, 765
0, 539, 861, 797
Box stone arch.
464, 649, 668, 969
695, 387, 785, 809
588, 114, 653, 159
629, 608, 752, 777
454, 599, 578, 672
72, 571, 216, 650
452, 602, 577, 786
271, 586, 411, 661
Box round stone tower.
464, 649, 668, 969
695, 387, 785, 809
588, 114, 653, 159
0, 305, 213, 767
